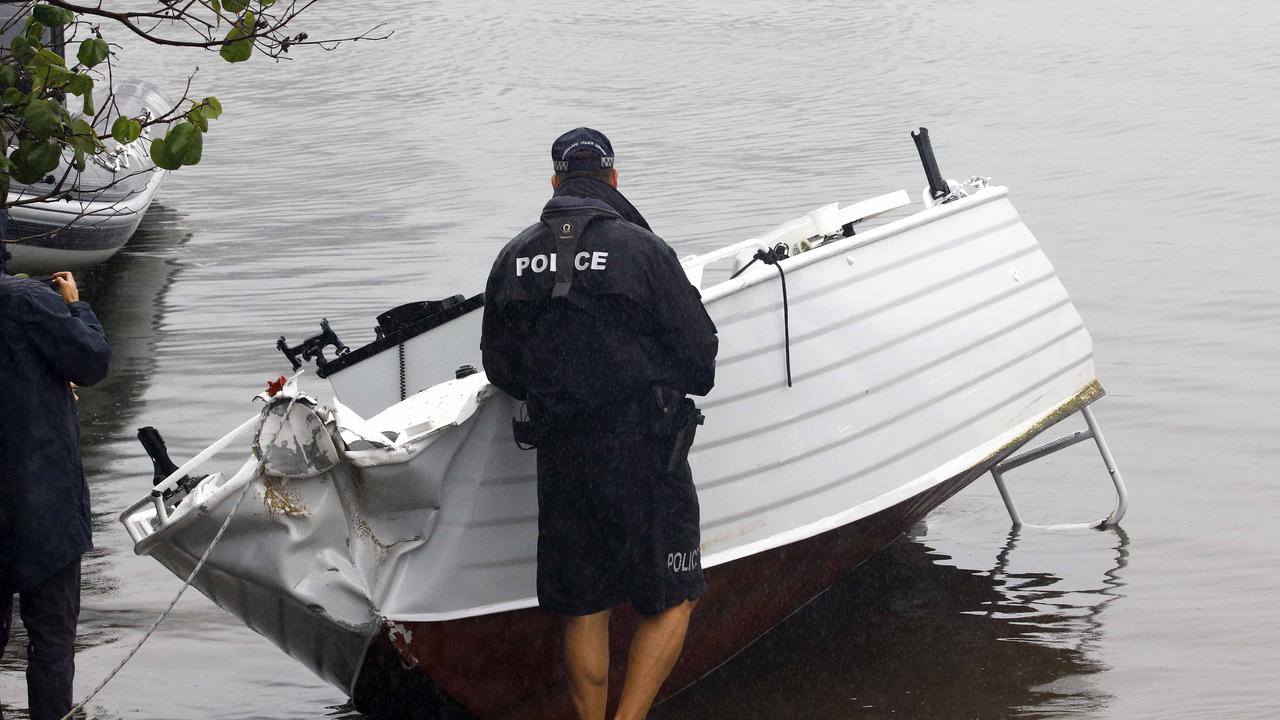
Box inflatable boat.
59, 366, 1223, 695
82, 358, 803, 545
1, 6, 173, 272
3, 78, 173, 273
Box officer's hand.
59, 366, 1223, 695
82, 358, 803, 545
50, 271, 79, 304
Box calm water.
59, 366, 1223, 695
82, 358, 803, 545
4, 1, 1279, 717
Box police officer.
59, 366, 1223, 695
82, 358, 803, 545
1, 231, 112, 720
481, 128, 718, 720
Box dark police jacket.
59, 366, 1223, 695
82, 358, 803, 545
481, 178, 717, 430
0, 274, 111, 592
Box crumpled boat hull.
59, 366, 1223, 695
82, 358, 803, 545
136, 450, 382, 692
146, 533, 378, 693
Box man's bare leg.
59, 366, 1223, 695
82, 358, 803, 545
565, 609, 612, 720
613, 599, 697, 720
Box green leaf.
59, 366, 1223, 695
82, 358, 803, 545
77, 38, 109, 68
32, 4, 75, 28
68, 118, 101, 154
10, 36, 35, 65
25, 19, 45, 42
224, 0, 249, 12
11, 139, 62, 183
63, 72, 93, 97
29, 141, 60, 176
81, 87, 93, 115
36, 64, 73, 94
166, 121, 203, 165
0, 65, 14, 88
72, 147, 85, 172
2, 87, 24, 105
22, 99, 62, 139
200, 96, 223, 119
187, 97, 223, 131
31, 48, 67, 70
220, 27, 253, 63
111, 116, 141, 144
259, 0, 275, 7
149, 136, 179, 170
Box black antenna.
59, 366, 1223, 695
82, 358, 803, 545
911, 127, 951, 202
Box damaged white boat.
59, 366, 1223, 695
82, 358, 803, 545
119, 130, 1126, 719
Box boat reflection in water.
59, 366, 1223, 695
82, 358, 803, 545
74, 203, 191, 647
75, 202, 192, 450
654, 525, 1129, 719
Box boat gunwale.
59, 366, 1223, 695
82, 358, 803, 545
6, 165, 167, 219
699, 185, 1011, 305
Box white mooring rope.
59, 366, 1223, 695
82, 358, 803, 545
59, 473, 257, 720
60, 392, 298, 720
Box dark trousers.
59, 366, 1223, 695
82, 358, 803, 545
1, 558, 81, 720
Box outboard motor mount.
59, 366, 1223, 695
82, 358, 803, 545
137, 426, 205, 501
374, 295, 467, 341
277, 318, 349, 370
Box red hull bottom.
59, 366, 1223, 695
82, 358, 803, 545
351, 461, 988, 720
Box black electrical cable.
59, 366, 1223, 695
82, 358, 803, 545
730, 246, 793, 388
774, 259, 793, 388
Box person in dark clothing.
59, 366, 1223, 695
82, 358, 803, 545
481, 128, 718, 720
1, 233, 112, 720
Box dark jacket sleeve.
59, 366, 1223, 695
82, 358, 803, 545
22, 289, 112, 387
480, 257, 528, 401
648, 245, 718, 397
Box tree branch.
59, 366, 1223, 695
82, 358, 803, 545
39, 0, 389, 56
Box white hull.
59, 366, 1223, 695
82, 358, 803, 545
122, 184, 1099, 694
4, 180, 162, 270
4, 81, 172, 274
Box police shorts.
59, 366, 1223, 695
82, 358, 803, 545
535, 430, 706, 617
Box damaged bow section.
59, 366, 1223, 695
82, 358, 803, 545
118, 372, 498, 694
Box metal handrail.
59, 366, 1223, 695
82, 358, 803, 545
119, 413, 260, 543
152, 413, 260, 497
679, 190, 914, 290
680, 238, 769, 290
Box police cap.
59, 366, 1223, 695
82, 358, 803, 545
552, 127, 615, 172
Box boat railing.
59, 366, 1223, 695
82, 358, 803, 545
679, 238, 770, 290
679, 189, 912, 291
119, 413, 261, 546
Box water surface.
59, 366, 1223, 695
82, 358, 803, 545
4, 1, 1278, 717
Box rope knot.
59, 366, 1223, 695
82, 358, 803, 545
752, 243, 790, 266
